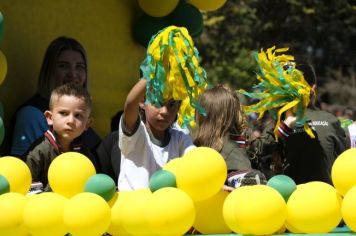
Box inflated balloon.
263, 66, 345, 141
169, 2, 204, 38
194, 189, 231, 234
0, 102, 4, 118
341, 185, 356, 232
48, 152, 96, 198
120, 188, 153, 235
223, 187, 250, 234
146, 187, 195, 236
162, 157, 181, 175
0, 174, 9, 195
0, 116, 4, 145
267, 174, 296, 201
188, 0, 227, 11
84, 173, 116, 201
0, 50, 7, 85
0, 11, 3, 43
176, 147, 227, 201
0, 192, 28, 236
331, 148, 356, 196
133, 14, 170, 47
149, 169, 176, 192
286, 181, 342, 233
107, 191, 135, 236
63, 192, 111, 236
107, 191, 118, 208
232, 185, 287, 235
23, 192, 68, 236
0, 156, 31, 194
138, 0, 179, 17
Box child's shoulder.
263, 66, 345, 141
25, 134, 54, 159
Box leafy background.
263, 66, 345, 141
195, 0, 356, 110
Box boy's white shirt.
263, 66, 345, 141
118, 118, 195, 191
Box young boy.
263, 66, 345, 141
25, 83, 98, 192
118, 79, 195, 191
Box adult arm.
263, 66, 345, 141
11, 106, 48, 156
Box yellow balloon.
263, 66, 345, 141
341, 185, 356, 232
138, 0, 179, 17
119, 188, 153, 235
107, 191, 133, 236
63, 192, 111, 236
48, 152, 96, 198
188, 0, 227, 11
176, 147, 227, 202
233, 185, 286, 235
0, 192, 28, 236
286, 181, 342, 233
107, 191, 119, 208
331, 148, 356, 196
162, 157, 182, 175
223, 187, 250, 234
194, 189, 231, 234
23, 192, 68, 236
146, 187, 195, 236
0, 156, 31, 194
0, 50, 7, 85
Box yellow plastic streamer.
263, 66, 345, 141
239, 46, 315, 140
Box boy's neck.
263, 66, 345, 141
147, 127, 170, 147
48, 129, 75, 152
57, 138, 73, 152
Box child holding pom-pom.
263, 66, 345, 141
118, 26, 208, 191
243, 47, 348, 184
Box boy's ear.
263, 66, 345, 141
86, 117, 93, 130
44, 110, 53, 126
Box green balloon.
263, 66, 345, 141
169, 2, 204, 38
0, 116, 4, 146
133, 14, 171, 48
0, 175, 10, 195
84, 174, 116, 202
149, 169, 176, 192
0, 102, 4, 119
267, 174, 296, 202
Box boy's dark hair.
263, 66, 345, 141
296, 61, 317, 86
49, 83, 92, 112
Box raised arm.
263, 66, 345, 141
123, 79, 147, 133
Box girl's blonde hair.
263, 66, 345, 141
37, 36, 88, 100
194, 84, 248, 151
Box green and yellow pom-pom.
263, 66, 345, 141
239, 46, 315, 140
141, 26, 208, 129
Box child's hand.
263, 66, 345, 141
223, 185, 235, 192
284, 109, 297, 128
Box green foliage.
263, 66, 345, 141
195, 0, 356, 95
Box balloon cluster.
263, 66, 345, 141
0, 11, 7, 146
0, 153, 116, 236
133, 0, 227, 47
2, 148, 356, 235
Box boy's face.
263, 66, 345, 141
45, 95, 91, 143
142, 99, 180, 135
